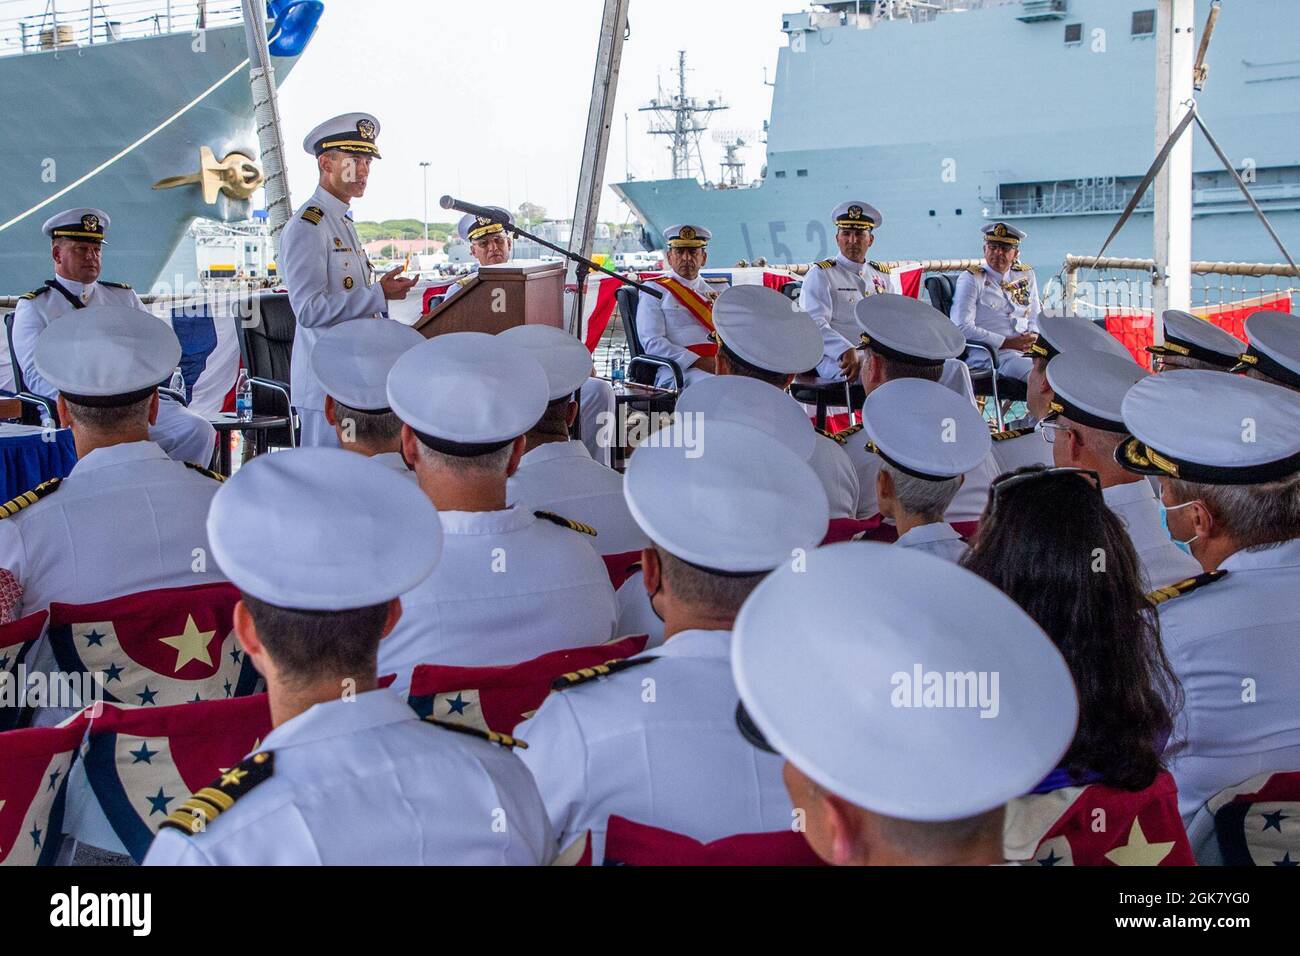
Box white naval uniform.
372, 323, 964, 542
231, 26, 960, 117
614, 571, 664, 648
809, 433, 861, 519
11, 279, 216, 466
379, 507, 617, 686
367, 450, 416, 479
279, 186, 389, 447
798, 254, 890, 379
507, 440, 645, 555
143, 688, 554, 865
989, 426, 1052, 476
893, 522, 968, 563
1156, 539, 1300, 850
634, 270, 718, 389
517, 628, 793, 863
1102, 480, 1201, 590
950, 264, 1040, 382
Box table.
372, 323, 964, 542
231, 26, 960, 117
790, 375, 864, 431
209, 413, 292, 476
0, 423, 77, 501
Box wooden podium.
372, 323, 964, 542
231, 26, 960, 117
414, 260, 566, 338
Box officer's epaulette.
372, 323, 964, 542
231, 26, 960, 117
455, 276, 474, 287
990, 427, 1034, 441
966, 263, 985, 275
97, 280, 131, 290
184, 461, 226, 482
158, 751, 274, 836
868, 260, 892, 274
18, 286, 50, 300
1146, 570, 1228, 608
551, 655, 657, 691
814, 259, 836, 270
300, 205, 324, 225
534, 510, 596, 536
1011, 262, 1033, 273
423, 715, 524, 749
0, 478, 62, 519
823, 423, 863, 446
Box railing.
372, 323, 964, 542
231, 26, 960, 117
1052, 255, 1299, 318
0, 1, 243, 57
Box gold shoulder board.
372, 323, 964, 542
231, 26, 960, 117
0, 478, 63, 519
1146, 570, 1228, 607
158, 751, 274, 836
184, 462, 227, 483
552, 655, 658, 691
424, 716, 524, 749
534, 510, 596, 536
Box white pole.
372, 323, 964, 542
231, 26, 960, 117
420, 161, 431, 255
240, 0, 292, 238
1153, 0, 1195, 342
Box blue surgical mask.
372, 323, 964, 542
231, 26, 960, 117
1159, 499, 1200, 554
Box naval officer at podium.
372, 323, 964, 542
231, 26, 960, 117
279, 113, 417, 447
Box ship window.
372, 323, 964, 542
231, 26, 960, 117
796, 169, 808, 177
774, 170, 787, 179
1132, 10, 1155, 36
1064, 23, 1082, 44
928, 210, 936, 217
955, 209, 963, 216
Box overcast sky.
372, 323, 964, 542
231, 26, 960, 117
275, 0, 794, 224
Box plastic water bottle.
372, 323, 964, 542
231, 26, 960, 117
235, 369, 253, 422
169, 366, 184, 396
611, 349, 625, 383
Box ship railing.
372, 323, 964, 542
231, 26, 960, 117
0, 1, 243, 57
756, 258, 984, 277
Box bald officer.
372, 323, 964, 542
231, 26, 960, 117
1044, 349, 1200, 589
1118, 372, 1300, 848
798, 202, 890, 380
864, 379, 991, 563
143, 449, 554, 865
519, 420, 829, 863
309, 318, 423, 476
381, 332, 616, 685
1236, 310, 1300, 393
636, 224, 722, 389
11, 207, 216, 466
279, 113, 417, 447
950, 222, 1040, 383
1147, 310, 1246, 372
733, 543, 1077, 865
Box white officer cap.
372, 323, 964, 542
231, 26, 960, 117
862, 379, 992, 480
1118, 369, 1300, 485
208, 449, 441, 611
458, 207, 513, 242
498, 325, 592, 401
732, 542, 1078, 821
855, 293, 964, 367
983, 222, 1026, 246
1046, 349, 1148, 433
1149, 310, 1245, 369
1238, 310, 1300, 390
34, 305, 179, 405
310, 319, 424, 412
303, 112, 381, 158
42, 207, 110, 244
675, 374, 816, 462
1030, 313, 1134, 363
712, 285, 823, 375
663, 224, 711, 249
387, 331, 549, 454
832, 201, 882, 231
625, 420, 829, 574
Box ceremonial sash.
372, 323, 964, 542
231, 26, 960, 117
653, 276, 717, 357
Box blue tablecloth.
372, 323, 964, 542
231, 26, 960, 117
0, 425, 78, 501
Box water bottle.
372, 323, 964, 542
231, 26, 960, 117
169, 366, 185, 396
235, 369, 253, 422
611, 349, 625, 383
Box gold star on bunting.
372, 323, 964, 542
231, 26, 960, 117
159, 615, 217, 672
1104, 817, 1175, 866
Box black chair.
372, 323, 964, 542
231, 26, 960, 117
924, 273, 1011, 428
234, 291, 298, 448
4, 311, 58, 426
780, 280, 803, 302
615, 286, 684, 391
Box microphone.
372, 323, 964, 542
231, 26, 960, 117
438, 196, 509, 222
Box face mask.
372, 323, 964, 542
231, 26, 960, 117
1159, 499, 1200, 554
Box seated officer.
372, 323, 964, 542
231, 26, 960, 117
503, 324, 648, 558
11, 207, 216, 466
143, 449, 554, 865
797, 201, 889, 380
950, 222, 1040, 383
733, 543, 1078, 865
1147, 310, 1246, 372
1044, 348, 1200, 589
440, 207, 515, 305
381, 332, 616, 684
1118, 371, 1300, 847
519, 420, 829, 862
635, 224, 720, 389
0, 306, 225, 624
1236, 310, 1300, 394
310, 318, 424, 476
863, 379, 992, 562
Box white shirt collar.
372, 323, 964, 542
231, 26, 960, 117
519, 440, 592, 469
666, 267, 707, 289
895, 522, 962, 547
52, 274, 87, 296
369, 451, 412, 473
70, 440, 170, 476
1220, 537, 1300, 573
312, 184, 351, 218
437, 505, 534, 536
836, 253, 865, 274
652, 628, 731, 660
261, 688, 413, 751
1101, 479, 1155, 508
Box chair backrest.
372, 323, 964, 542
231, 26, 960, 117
924, 274, 957, 317
235, 291, 297, 444
780, 280, 802, 302
4, 311, 54, 427
615, 286, 657, 386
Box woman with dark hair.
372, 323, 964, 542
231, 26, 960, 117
962, 465, 1194, 864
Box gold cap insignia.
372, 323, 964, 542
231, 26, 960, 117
679, 225, 697, 240
847, 205, 863, 219
82, 214, 100, 232
357, 118, 377, 141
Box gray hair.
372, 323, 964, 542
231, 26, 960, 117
332, 401, 403, 447
63, 394, 152, 432
415, 439, 514, 475
1166, 472, 1300, 550
880, 462, 961, 521
658, 548, 765, 615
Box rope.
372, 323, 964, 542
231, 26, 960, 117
0, 56, 250, 235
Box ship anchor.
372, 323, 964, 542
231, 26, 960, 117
152, 147, 265, 204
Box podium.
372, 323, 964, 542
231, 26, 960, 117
414, 260, 566, 338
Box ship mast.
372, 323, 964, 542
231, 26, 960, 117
639, 51, 727, 181
1152, 0, 1195, 340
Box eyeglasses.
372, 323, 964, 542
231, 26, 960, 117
987, 466, 1102, 513
1037, 420, 1071, 445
